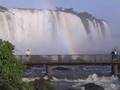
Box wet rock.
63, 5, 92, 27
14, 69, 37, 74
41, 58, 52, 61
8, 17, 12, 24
82, 83, 104, 90
67, 87, 81, 90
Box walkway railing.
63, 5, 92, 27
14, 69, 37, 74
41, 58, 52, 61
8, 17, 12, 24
16, 54, 120, 65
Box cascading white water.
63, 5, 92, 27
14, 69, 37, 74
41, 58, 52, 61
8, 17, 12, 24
0, 7, 111, 54
51, 74, 120, 90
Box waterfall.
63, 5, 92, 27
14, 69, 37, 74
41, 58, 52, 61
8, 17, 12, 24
0, 7, 111, 54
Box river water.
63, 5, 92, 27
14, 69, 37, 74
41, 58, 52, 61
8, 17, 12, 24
25, 65, 120, 90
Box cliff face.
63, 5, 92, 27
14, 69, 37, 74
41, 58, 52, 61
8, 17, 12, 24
0, 7, 111, 54
0, 6, 8, 12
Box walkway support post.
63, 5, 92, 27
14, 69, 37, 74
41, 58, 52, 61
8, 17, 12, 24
111, 64, 118, 75
47, 65, 53, 79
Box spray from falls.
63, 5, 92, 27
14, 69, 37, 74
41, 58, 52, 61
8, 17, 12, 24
0, 7, 111, 54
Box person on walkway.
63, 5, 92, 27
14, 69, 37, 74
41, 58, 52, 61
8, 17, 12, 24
114, 49, 117, 58
111, 48, 117, 60
25, 49, 31, 56
25, 49, 31, 61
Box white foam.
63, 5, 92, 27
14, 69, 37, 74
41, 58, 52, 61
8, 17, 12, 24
51, 74, 120, 90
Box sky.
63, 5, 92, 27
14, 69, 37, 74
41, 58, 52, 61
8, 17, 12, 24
0, 0, 120, 48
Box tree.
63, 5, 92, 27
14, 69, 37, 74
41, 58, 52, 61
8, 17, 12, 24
0, 39, 24, 89
0, 39, 52, 90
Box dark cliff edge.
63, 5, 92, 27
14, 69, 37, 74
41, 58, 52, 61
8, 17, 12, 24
0, 6, 8, 12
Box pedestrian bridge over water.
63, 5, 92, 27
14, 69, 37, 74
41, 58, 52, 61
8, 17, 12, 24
17, 54, 120, 76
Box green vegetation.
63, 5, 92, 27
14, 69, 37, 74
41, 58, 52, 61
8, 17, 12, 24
0, 39, 33, 90
0, 39, 53, 90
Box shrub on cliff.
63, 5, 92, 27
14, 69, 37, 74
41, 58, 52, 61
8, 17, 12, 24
0, 39, 33, 90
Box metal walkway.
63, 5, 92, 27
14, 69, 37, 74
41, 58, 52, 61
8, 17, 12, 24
17, 54, 120, 66
17, 54, 120, 75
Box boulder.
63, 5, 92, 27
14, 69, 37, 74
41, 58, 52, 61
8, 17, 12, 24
81, 83, 104, 90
